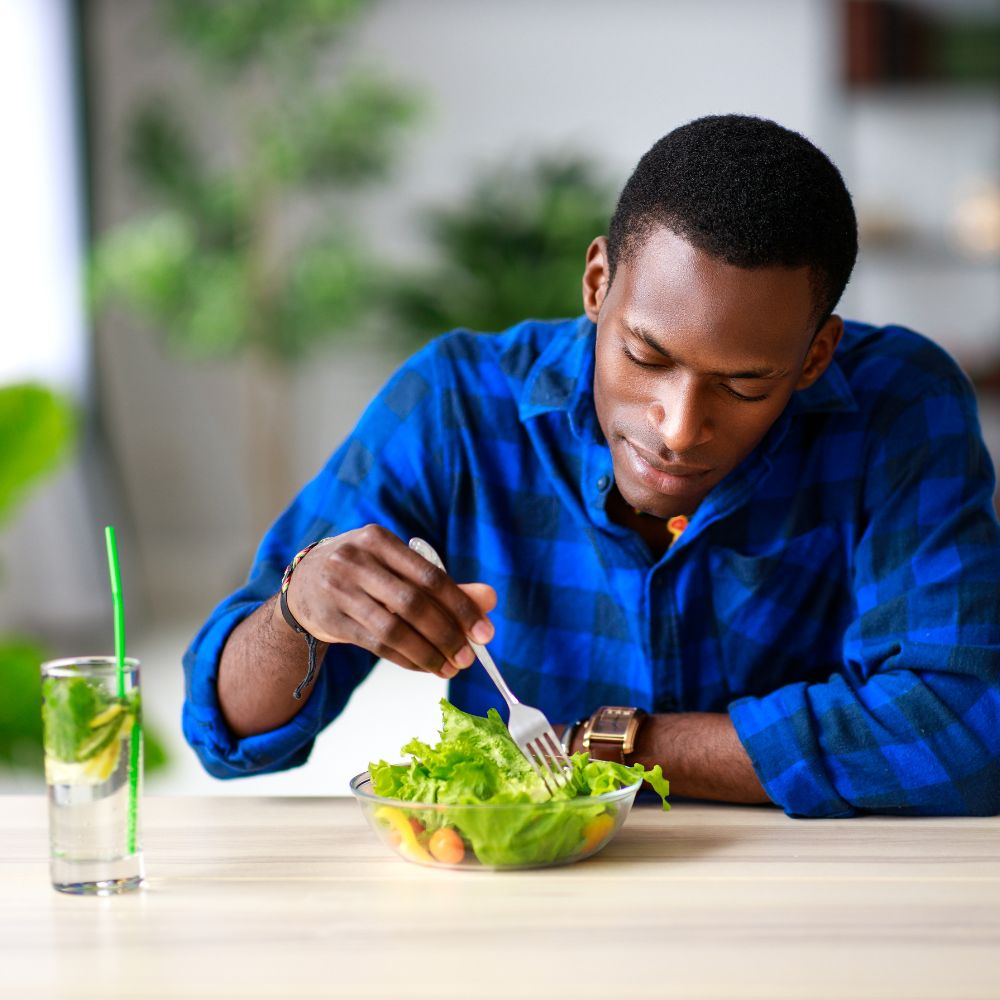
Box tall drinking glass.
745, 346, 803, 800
40, 656, 144, 894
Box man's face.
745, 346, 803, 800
584, 226, 842, 517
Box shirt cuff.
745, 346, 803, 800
182, 599, 330, 779
728, 682, 858, 819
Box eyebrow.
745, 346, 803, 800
626, 322, 789, 380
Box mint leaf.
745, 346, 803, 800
41, 676, 128, 764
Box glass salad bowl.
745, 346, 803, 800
350, 770, 643, 871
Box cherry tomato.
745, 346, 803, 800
428, 826, 466, 864
409, 817, 426, 837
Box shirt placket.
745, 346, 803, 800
575, 439, 660, 707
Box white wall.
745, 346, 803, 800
350, 0, 841, 263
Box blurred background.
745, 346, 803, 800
2, 0, 999, 796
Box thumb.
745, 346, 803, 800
457, 582, 497, 615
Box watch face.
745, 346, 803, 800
585, 707, 645, 758
598, 708, 633, 737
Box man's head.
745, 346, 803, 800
583, 114, 857, 518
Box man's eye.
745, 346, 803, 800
621, 341, 769, 401
723, 385, 768, 403
620, 343, 661, 369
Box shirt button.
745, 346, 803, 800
597, 475, 610, 492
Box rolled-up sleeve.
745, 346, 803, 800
730, 366, 1000, 818
182, 596, 357, 779
182, 339, 457, 778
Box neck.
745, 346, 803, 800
606, 488, 691, 557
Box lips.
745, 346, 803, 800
621, 439, 712, 496
626, 440, 710, 476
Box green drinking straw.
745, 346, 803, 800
104, 525, 140, 855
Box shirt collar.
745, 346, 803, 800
785, 355, 857, 415
518, 315, 601, 440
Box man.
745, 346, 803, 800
184, 115, 1000, 817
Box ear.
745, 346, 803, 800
795, 315, 844, 391
582, 236, 611, 322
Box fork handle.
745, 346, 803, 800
467, 639, 520, 710
408, 537, 520, 710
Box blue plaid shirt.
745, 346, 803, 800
184, 316, 1000, 817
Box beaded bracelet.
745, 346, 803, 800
280, 538, 335, 700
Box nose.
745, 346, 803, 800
646, 376, 712, 454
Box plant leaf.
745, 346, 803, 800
389, 155, 616, 341
89, 211, 196, 323
0, 385, 76, 525
272, 237, 370, 359
166, 0, 367, 70
259, 72, 422, 187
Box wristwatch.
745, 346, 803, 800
580, 705, 647, 764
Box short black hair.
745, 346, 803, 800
607, 114, 857, 328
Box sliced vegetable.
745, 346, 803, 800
428, 826, 465, 865
580, 813, 615, 854
374, 805, 432, 862
88, 703, 125, 729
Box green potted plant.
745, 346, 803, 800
89, 0, 421, 532
388, 154, 616, 343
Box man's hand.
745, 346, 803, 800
218, 525, 496, 738
286, 525, 496, 681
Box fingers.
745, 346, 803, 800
376, 534, 495, 644
289, 525, 495, 681
458, 582, 497, 616
349, 551, 477, 672
330, 588, 461, 678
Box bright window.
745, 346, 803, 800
0, 0, 86, 396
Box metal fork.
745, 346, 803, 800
408, 537, 572, 794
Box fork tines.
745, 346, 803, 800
525, 732, 572, 794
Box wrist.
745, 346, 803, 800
628, 711, 666, 767
280, 537, 336, 636
279, 537, 336, 700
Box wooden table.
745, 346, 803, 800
2, 796, 998, 999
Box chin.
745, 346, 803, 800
613, 455, 719, 515
614, 473, 668, 514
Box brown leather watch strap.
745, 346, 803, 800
581, 706, 647, 764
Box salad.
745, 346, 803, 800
367, 699, 669, 867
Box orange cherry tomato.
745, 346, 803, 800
428, 826, 466, 865
581, 813, 615, 854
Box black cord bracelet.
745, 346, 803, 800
279, 538, 334, 700
279, 587, 319, 701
